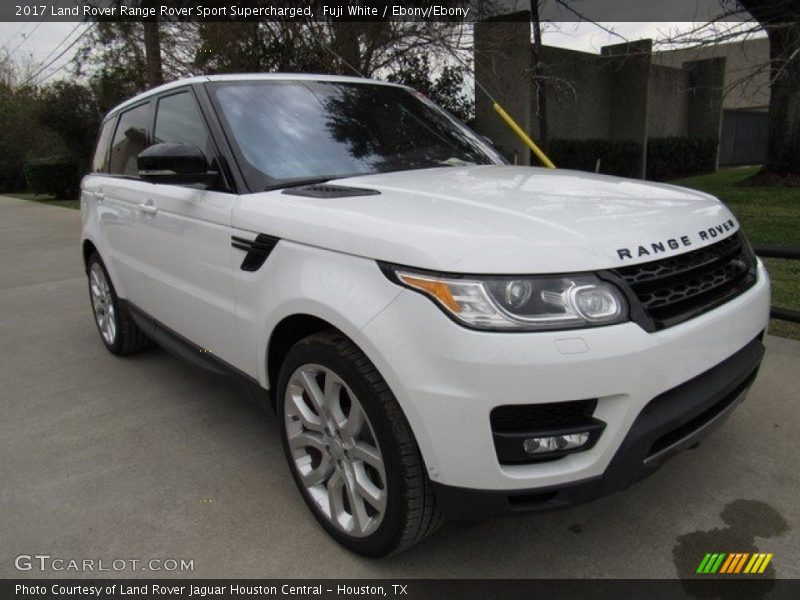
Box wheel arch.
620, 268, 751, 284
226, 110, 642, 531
266, 313, 342, 406
264, 312, 415, 444
82, 239, 98, 274
81, 237, 128, 301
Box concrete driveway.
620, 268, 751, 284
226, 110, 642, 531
1, 195, 798, 579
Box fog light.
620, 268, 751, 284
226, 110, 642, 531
523, 432, 590, 455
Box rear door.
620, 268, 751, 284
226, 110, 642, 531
131, 87, 244, 370
82, 116, 115, 259
98, 101, 156, 302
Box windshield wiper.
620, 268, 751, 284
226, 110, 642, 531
265, 176, 333, 192
438, 157, 476, 167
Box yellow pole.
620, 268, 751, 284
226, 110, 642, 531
493, 102, 556, 169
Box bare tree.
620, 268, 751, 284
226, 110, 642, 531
194, 20, 468, 78
741, 0, 800, 180
531, 1, 549, 147
654, 1, 800, 181
143, 21, 163, 88
0, 49, 40, 88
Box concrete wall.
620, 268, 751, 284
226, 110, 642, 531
601, 40, 653, 177
535, 46, 611, 140
472, 26, 739, 177
654, 38, 769, 110
686, 57, 727, 141
647, 64, 690, 137
533, 41, 655, 177
474, 12, 532, 164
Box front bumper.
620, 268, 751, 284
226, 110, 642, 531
432, 334, 763, 518
355, 261, 770, 499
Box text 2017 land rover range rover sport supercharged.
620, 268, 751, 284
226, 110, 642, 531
81, 74, 770, 556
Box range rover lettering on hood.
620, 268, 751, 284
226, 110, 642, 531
616, 219, 737, 261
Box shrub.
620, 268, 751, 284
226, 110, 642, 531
647, 136, 718, 181
0, 138, 27, 193
546, 136, 719, 181
0, 83, 54, 193
23, 158, 80, 199
547, 139, 643, 178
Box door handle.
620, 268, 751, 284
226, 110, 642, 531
94, 191, 105, 200
137, 201, 158, 215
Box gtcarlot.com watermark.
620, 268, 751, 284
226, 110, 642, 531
15, 554, 194, 573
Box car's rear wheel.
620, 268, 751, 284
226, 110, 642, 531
277, 330, 441, 556
87, 252, 152, 356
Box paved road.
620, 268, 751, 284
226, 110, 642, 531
1, 195, 798, 579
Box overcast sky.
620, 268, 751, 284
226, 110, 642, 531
0, 21, 749, 85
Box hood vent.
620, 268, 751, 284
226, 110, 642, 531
282, 184, 380, 198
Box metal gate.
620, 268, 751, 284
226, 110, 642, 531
719, 109, 769, 166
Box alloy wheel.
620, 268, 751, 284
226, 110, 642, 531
89, 262, 116, 346
284, 364, 387, 538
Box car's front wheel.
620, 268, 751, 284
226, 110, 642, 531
277, 331, 441, 556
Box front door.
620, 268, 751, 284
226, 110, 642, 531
132, 88, 243, 370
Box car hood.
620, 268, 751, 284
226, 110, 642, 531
233, 165, 740, 273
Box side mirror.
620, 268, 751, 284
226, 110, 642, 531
137, 143, 217, 186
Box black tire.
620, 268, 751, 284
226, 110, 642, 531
87, 252, 153, 356
277, 330, 442, 557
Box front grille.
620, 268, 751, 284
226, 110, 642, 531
490, 399, 597, 433
614, 232, 757, 329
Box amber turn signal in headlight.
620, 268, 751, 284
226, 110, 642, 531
385, 265, 628, 331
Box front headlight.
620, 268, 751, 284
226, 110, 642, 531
384, 265, 628, 331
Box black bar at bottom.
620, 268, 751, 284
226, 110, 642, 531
3, 579, 800, 600
771, 306, 800, 324
754, 244, 800, 260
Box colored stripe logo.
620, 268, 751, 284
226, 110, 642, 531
696, 553, 773, 574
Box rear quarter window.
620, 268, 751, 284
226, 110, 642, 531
109, 103, 151, 177
91, 118, 116, 173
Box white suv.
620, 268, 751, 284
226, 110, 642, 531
81, 74, 770, 556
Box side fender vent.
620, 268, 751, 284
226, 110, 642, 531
282, 184, 380, 198
231, 234, 279, 272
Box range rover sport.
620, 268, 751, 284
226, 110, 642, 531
81, 74, 770, 556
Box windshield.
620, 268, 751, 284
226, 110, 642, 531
208, 80, 504, 190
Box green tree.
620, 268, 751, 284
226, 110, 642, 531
37, 82, 102, 169
76, 22, 148, 112
0, 83, 58, 192
76, 19, 199, 111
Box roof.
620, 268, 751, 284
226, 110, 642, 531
108, 73, 405, 116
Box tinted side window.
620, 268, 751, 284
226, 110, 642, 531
154, 92, 211, 160
109, 103, 150, 176
92, 118, 116, 173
